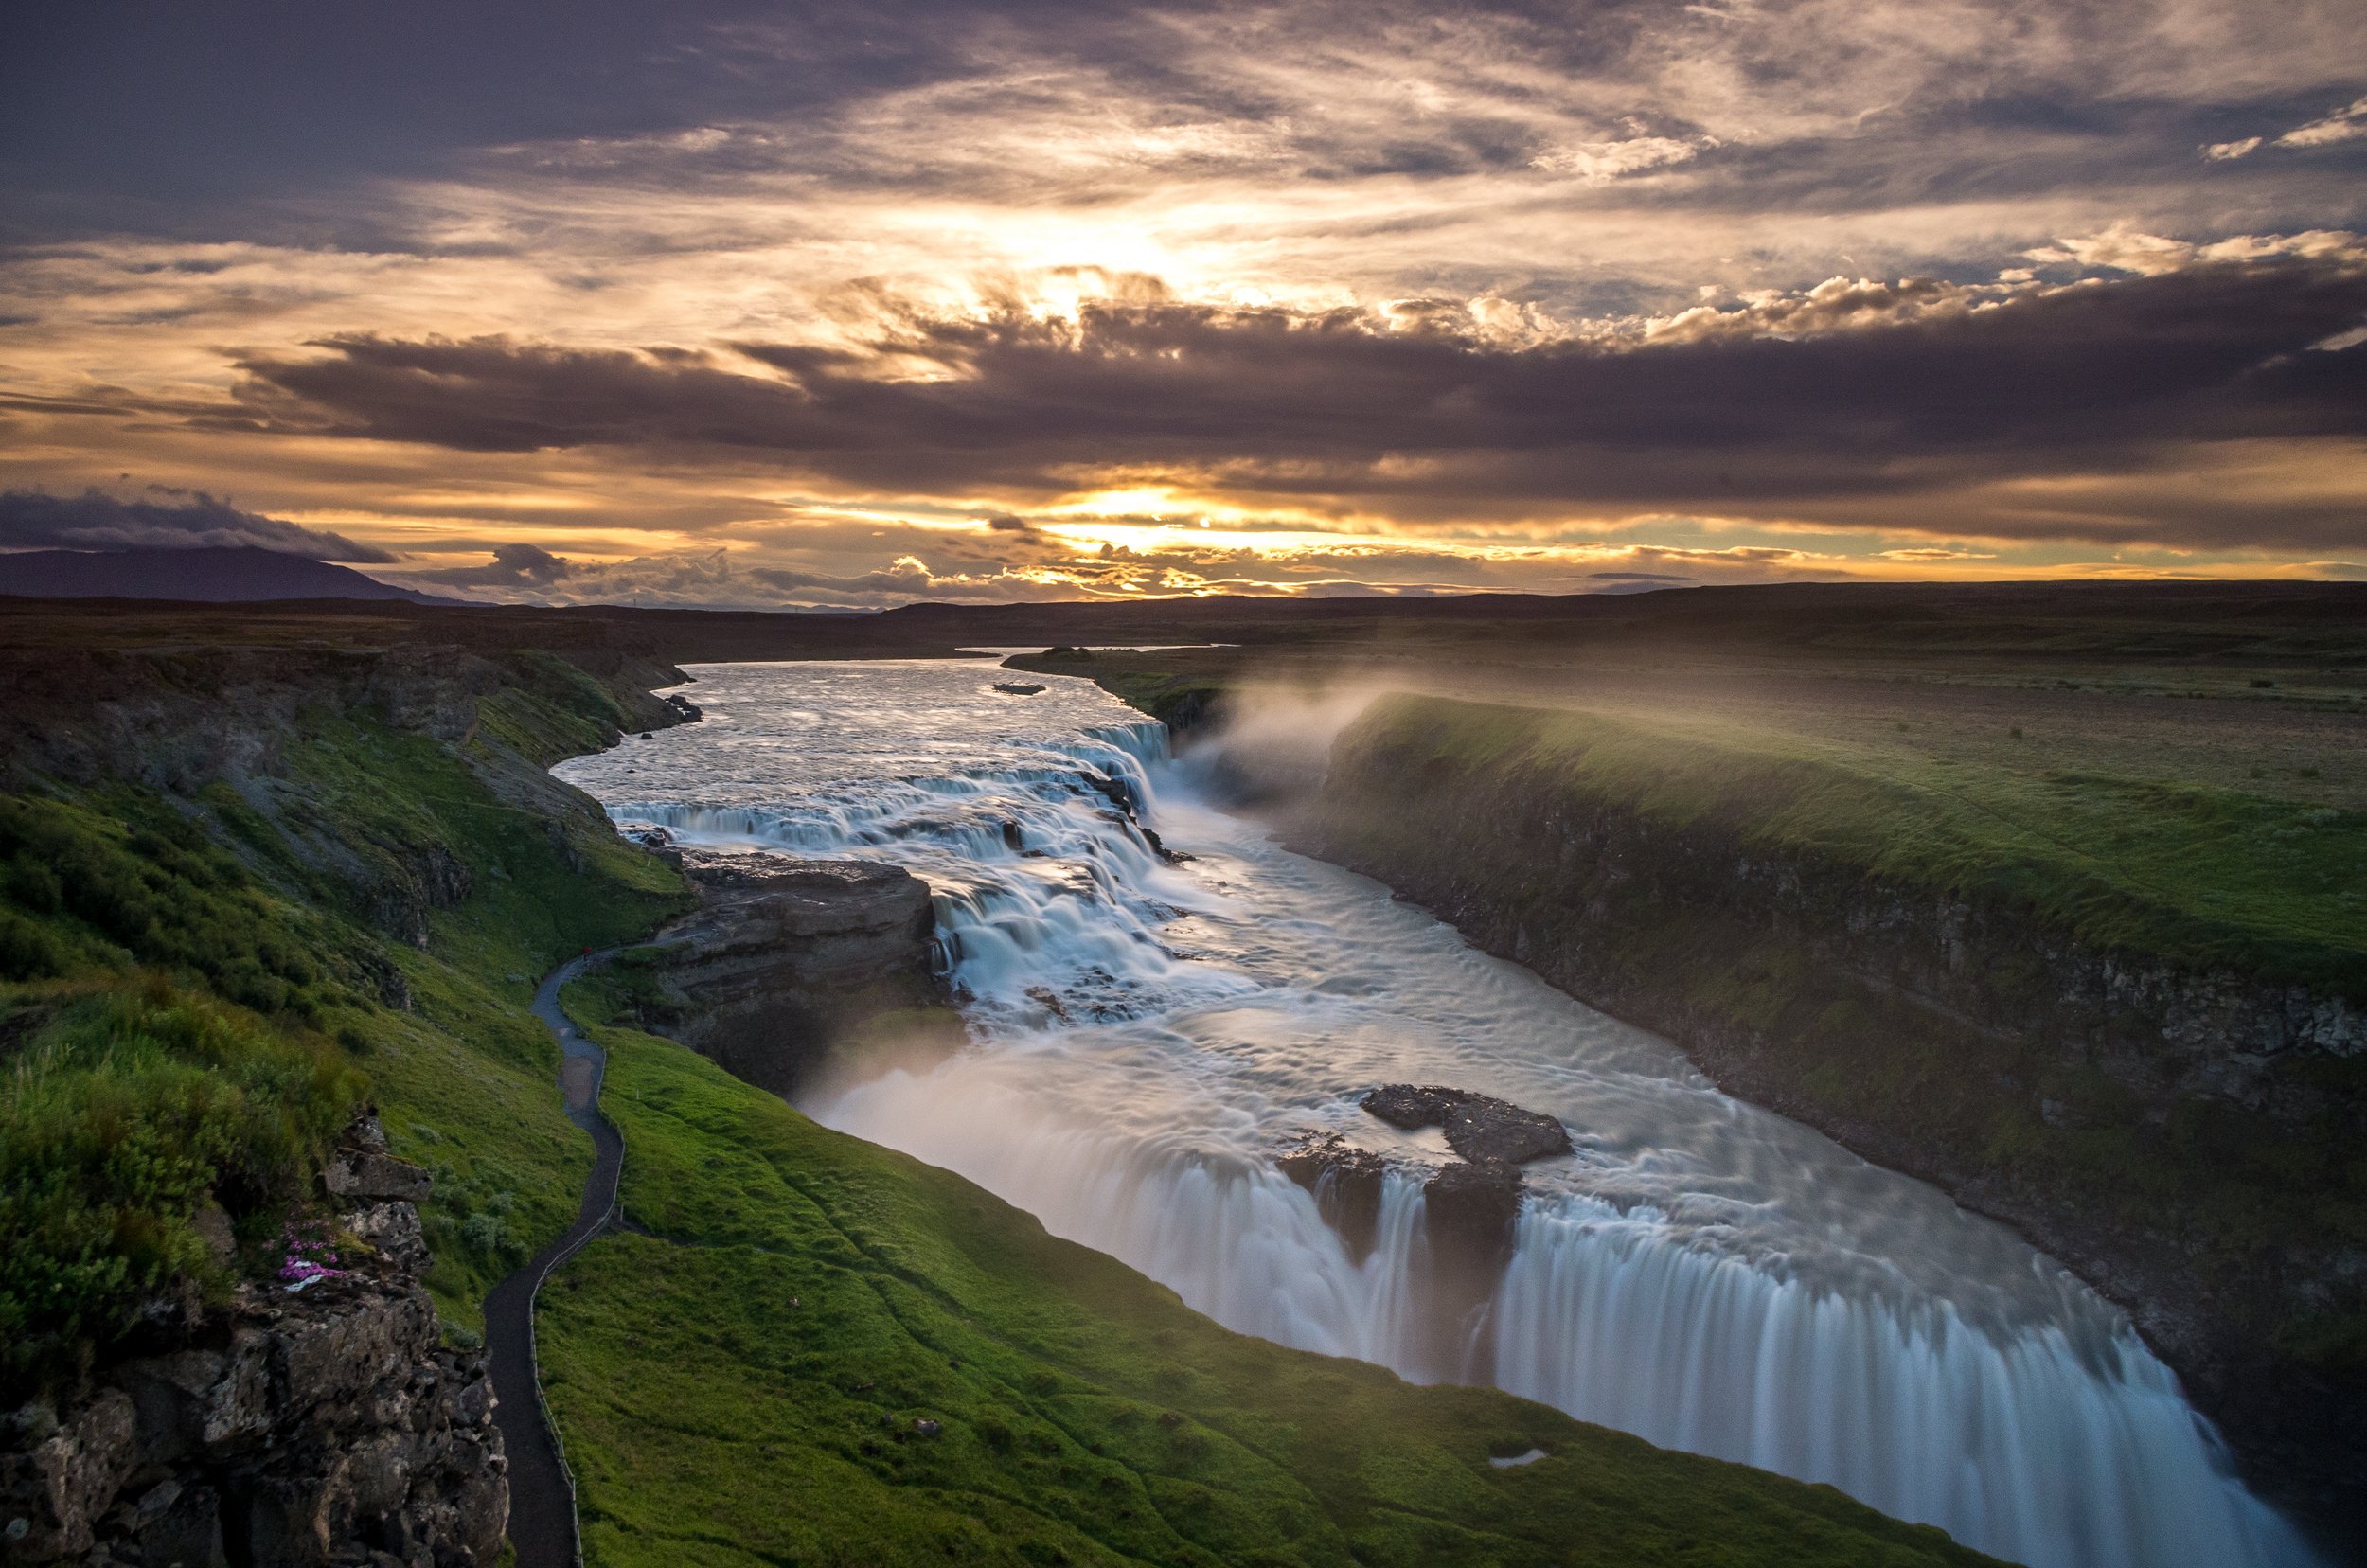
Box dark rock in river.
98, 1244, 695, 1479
1139, 826, 1193, 865
1421, 1158, 1524, 1281
1361, 1084, 1573, 1166
1275, 1133, 1387, 1260
636, 851, 953, 1099
0, 1114, 507, 1567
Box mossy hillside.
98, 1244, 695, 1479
1340, 693, 2367, 995
1005, 651, 1230, 734
0, 654, 693, 1390
538, 974, 2002, 1568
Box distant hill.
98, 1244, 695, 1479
0, 547, 446, 603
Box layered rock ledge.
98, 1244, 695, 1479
622, 850, 952, 1099
1279, 1086, 1573, 1270
1361, 1084, 1575, 1167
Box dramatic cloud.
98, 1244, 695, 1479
2279, 95, 2367, 150
0, 488, 395, 561
399, 541, 575, 587
213, 256, 2367, 549
1531, 134, 1717, 184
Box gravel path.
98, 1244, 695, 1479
486, 951, 623, 1568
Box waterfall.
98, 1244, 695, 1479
559, 660, 2321, 1568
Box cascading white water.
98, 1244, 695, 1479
557, 659, 2322, 1568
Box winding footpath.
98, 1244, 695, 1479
485, 951, 622, 1568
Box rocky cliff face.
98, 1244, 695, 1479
1, 1118, 507, 1568
623, 850, 951, 1099
1304, 736, 2367, 1537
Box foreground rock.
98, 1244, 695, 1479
1361, 1084, 1574, 1166
1, 1115, 507, 1567
628, 851, 953, 1098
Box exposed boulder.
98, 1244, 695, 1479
321, 1150, 432, 1206
0, 1392, 135, 1560
632, 852, 952, 1099
1275, 1134, 1387, 1260
1361, 1084, 1573, 1166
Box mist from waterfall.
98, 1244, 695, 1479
557, 660, 2320, 1568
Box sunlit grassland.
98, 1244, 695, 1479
536, 972, 2004, 1568
1356, 693, 2367, 993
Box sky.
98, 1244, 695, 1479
1, 0, 2362, 607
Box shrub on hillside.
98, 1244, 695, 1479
0, 980, 363, 1395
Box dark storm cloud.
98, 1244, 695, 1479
222, 259, 2367, 548
400, 541, 575, 587
0, 0, 1127, 241
0, 487, 395, 561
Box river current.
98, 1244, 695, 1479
556, 659, 2318, 1568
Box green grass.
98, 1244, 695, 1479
0, 652, 694, 1385
536, 975, 2002, 1568
1345, 694, 2367, 995
1006, 653, 1229, 734
0, 977, 363, 1389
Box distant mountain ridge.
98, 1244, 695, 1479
0, 546, 447, 603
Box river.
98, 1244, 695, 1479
555, 658, 2318, 1568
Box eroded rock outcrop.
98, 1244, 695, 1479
1361, 1084, 1574, 1166
1275, 1134, 1387, 1260
1420, 1159, 1525, 1282
632, 851, 952, 1098
1361, 1085, 1569, 1287
0, 1117, 507, 1567
1275, 1086, 1570, 1371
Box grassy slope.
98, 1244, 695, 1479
1344, 693, 2367, 993
0, 656, 691, 1386
540, 972, 2001, 1568
289, 699, 689, 1324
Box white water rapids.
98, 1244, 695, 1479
557, 660, 2320, 1568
